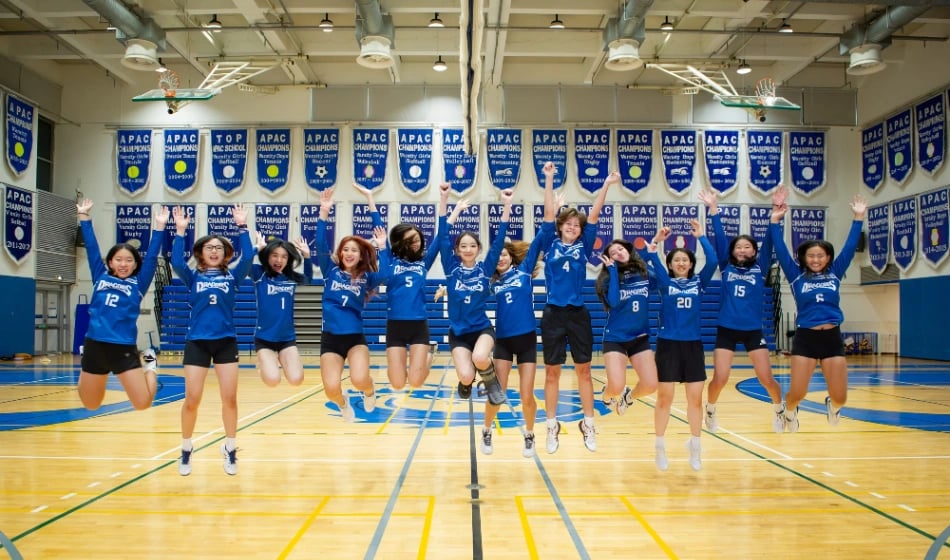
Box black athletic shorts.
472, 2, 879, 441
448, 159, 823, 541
386, 319, 430, 348
321, 332, 368, 357
792, 326, 845, 359
494, 331, 538, 364
81, 338, 142, 375
541, 305, 593, 365
183, 338, 240, 367
655, 338, 707, 383
714, 326, 768, 352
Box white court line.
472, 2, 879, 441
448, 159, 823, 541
899, 504, 916, 512
821, 471, 836, 477
845, 481, 859, 487
870, 492, 887, 499
60, 493, 75, 500
30, 506, 47, 513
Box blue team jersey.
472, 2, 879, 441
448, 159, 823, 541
771, 220, 863, 328
650, 236, 717, 341
440, 222, 508, 336
249, 259, 314, 343
492, 232, 544, 339
711, 213, 773, 331
82, 221, 164, 345
171, 230, 254, 341
376, 212, 445, 321
601, 265, 654, 343
315, 219, 384, 335
537, 220, 598, 307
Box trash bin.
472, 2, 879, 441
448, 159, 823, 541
72, 295, 90, 355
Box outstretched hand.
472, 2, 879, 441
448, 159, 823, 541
697, 188, 718, 213
154, 206, 170, 230
77, 198, 93, 216
851, 193, 868, 219
292, 236, 311, 258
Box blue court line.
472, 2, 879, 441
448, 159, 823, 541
466, 393, 484, 560
0, 530, 24, 560
925, 524, 950, 560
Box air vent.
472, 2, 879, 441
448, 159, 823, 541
860, 264, 900, 285
604, 39, 643, 72
121, 38, 160, 71
847, 44, 886, 76
356, 37, 394, 69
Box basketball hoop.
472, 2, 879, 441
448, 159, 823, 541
755, 77, 778, 106
158, 70, 181, 113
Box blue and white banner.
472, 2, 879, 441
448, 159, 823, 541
353, 128, 389, 191
163, 129, 199, 195
705, 204, 741, 249
861, 122, 885, 191
486, 128, 521, 190
891, 196, 917, 272
3, 184, 33, 264
399, 203, 437, 248
5, 95, 34, 176
703, 130, 739, 195
396, 128, 432, 195
353, 202, 389, 240
660, 130, 696, 196
573, 129, 610, 196
747, 130, 783, 194
447, 202, 481, 245
616, 129, 652, 195
886, 108, 913, 186
531, 129, 567, 190
210, 129, 247, 194
115, 204, 153, 258
531, 201, 570, 233
661, 204, 699, 254
789, 131, 826, 196
162, 204, 194, 261
208, 205, 244, 263
256, 129, 291, 194
577, 203, 614, 268
790, 207, 826, 250
443, 128, 477, 195
748, 205, 772, 247
918, 187, 949, 268
303, 128, 339, 193
867, 204, 890, 274
254, 204, 291, 242
488, 203, 524, 244
915, 93, 945, 177
116, 129, 152, 196
620, 204, 659, 248
300, 204, 336, 269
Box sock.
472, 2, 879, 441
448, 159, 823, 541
225, 437, 236, 452
689, 435, 701, 447
785, 407, 797, 419
773, 402, 786, 413
583, 416, 594, 428
655, 435, 666, 448
525, 430, 534, 437
181, 438, 193, 452
706, 403, 717, 413
482, 426, 491, 434
547, 418, 558, 429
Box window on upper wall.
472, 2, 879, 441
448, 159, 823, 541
36, 116, 53, 192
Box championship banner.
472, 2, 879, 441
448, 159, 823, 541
116, 129, 152, 196
442, 128, 477, 195
256, 128, 291, 194
702, 130, 739, 195
162, 204, 194, 261
447, 202, 481, 245
867, 204, 890, 274
115, 205, 153, 259
353, 202, 388, 239
353, 128, 389, 191
661, 204, 699, 254
790, 207, 826, 250
488, 203, 524, 244
576, 203, 614, 267
164, 129, 199, 195
5, 95, 34, 176
918, 187, 949, 268
300, 204, 336, 273
531, 129, 567, 190
573, 129, 610, 196
886, 108, 913, 185
789, 131, 826, 195
660, 130, 696, 196
486, 128, 521, 190
399, 203, 437, 248
705, 204, 741, 249
620, 204, 659, 248
531, 202, 569, 234
616, 129, 652, 195
396, 128, 432, 195
861, 122, 885, 191
210, 129, 247, 194
915, 93, 945, 177
891, 196, 917, 272
208, 204, 244, 263
254, 204, 291, 242
747, 130, 783, 194
748, 205, 772, 247
3, 184, 33, 264
303, 128, 339, 193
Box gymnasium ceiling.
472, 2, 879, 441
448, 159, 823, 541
1, 0, 950, 96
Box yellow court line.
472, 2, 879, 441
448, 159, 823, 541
376, 388, 415, 434
278, 496, 330, 559
515, 495, 540, 560
418, 495, 435, 560
620, 496, 679, 559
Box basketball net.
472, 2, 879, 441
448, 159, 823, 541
158, 70, 181, 112
755, 77, 777, 106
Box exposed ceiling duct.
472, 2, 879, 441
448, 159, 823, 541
839, 4, 932, 76
602, 0, 654, 71
354, 0, 395, 69
82, 0, 166, 71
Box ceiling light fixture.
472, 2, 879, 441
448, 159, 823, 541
549, 14, 565, 30
779, 19, 793, 33
320, 13, 334, 32
736, 60, 751, 75
433, 56, 447, 72
155, 58, 167, 73
205, 14, 222, 30
660, 17, 674, 32
429, 13, 444, 28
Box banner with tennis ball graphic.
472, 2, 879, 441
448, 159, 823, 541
116, 129, 151, 196
164, 129, 199, 195
886, 108, 913, 186
616, 129, 652, 196
915, 93, 945, 177
256, 128, 291, 194
5, 94, 33, 177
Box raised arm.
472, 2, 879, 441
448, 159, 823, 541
231, 203, 255, 279
484, 190, 513, 272
137, 205, 169, 291
292, 236, 315, 284
648, 226, 672, 289
598, 255, 622, 308
77, 198, 106, 278
832, 193, 868, 277
314, 188, 335, 274
768, 191, 797, 281
170, 206, 194, 284
588, 171, 620, 224
693, 219, 718, 287
542, 161, 557, 221
699, 187, 728, 270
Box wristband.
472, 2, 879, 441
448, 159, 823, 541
237, 224, 248, 229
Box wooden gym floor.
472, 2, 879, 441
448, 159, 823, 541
0, 352, 948, 559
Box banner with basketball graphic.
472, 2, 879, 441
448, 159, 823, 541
115, 204, 153, 259
300, 203, 335, 275
3, 184, 33, 264
531, 129, 567, 190
116, 129, 152, 196
661, 204, 699, 254
353, 128, 388, 192
303, 128, 339, 193
210, 129, 247, 194
616, 129, 652, 195
442, 128, 477, 195
915, 93, 945, 177
891, 196, 917, 272
254, 204, 291, 242
660, 130, 696, 196
620, 204, 659, 249
704, 204, 741, 249
5, 95, 34, 176
395, 128, 432, 195
488, 203, 524, 244
256, 128, 291, 194
702, 130, 739, 195
918, 187, 949, 268
789, 131, 826, 196
573, 129, 610, 196
867, 204, 890, 274
747, 130, 783, 194
790, 207, 826, 250
164, 129, 199, 195
162, 204, 194, 261
486, 128, 521, 191
886, 108, 913, 186
861, 122, 885, 191
577, 203, 614, 268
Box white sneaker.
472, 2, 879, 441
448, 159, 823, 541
785, 407, 800, 433
655, 446, 669, 471
341, 401, 355, 423
178, 448, 193, 476
773, 405, 787, 433
523, 433, 536, 458
825, 396, 841, 426
220, 444, 237, 476
616, 386, 633, 416
704, 404, 719, 432
363, 388, 376, 413
480, 428, 493, 455
545, 421, 561, 454
578, 420, 597, 452
687, 439, 702, 471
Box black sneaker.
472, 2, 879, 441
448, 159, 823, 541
458, 381, 472, 399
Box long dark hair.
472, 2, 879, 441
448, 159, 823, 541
595, 239, 648, 310
105, 243, 144, 276
796, 239, 835, 274
492, 240, 540, 283
258, 239, 305, 283
389, 223, 425, 261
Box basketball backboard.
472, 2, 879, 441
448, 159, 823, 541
132, 88, 217, 102
717, 95, 801, 110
